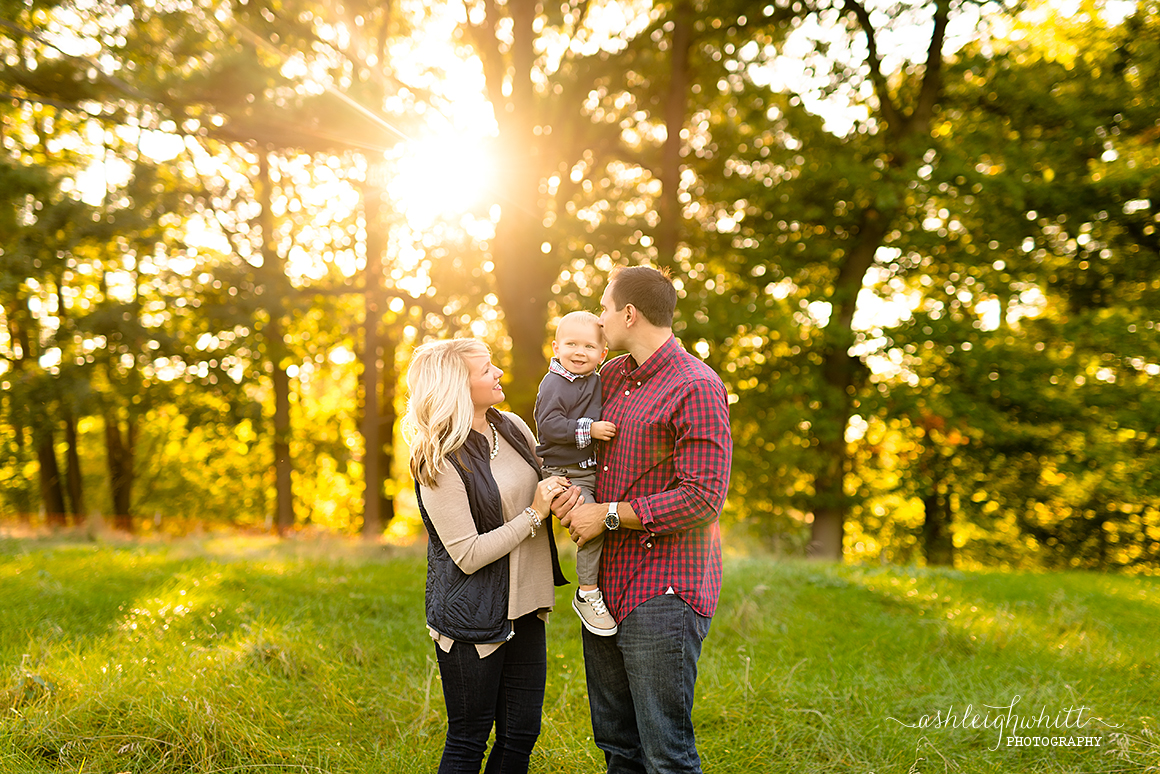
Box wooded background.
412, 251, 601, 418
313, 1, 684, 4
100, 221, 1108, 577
2, 0, 1157, 570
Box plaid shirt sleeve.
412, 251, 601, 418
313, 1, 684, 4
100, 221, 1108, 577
576, 417, 593, 449
631, 377, 731, 536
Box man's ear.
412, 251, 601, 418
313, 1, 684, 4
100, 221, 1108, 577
623, 303, 637, 327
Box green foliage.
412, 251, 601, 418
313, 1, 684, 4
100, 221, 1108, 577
1, 0, 1158, 567
1, 538, 1158, 772
845, 0, 1160, 569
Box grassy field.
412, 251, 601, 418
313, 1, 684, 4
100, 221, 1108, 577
0, 534, 1157, 773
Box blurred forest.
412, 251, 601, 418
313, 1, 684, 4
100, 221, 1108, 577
1, 0, 1157, 570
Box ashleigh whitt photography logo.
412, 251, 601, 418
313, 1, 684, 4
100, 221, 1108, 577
887, 694, 1123, 752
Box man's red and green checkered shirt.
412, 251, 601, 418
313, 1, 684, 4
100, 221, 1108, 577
595, 335, 733, 623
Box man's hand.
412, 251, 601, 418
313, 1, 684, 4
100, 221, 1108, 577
557, 502, 607, 547
591, 421, 617, 441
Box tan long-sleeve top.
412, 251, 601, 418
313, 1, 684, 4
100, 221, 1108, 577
419, 411, 556, 657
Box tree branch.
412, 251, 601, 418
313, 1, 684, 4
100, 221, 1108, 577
291, 284, 445, 318
906, 0, 951, 138
0, 18, 157, 104
555, 0, 593, 73
0, 92, 85, 112
462, 0, 507, 113
843, 0, 903, 134
299, 24, 437, 106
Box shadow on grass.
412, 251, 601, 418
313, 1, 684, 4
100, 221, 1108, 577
684, 559, 1159, 773
1, 538, 441, 773
3, 540, 1157, 773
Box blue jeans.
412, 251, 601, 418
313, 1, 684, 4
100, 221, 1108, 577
435, 613, 546, 774
582, 595, 712, 774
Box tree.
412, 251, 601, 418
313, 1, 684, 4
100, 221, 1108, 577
851, 0, 1160, 568
457, 0, 687, 414
109, 0, 425, 534
1, 3, 115, 525
761, 0, 962, 559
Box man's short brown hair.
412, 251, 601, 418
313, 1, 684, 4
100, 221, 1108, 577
608, 266, 677, 327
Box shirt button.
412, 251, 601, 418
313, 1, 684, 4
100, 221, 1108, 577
646, 542, 653, 549
603, 466, 609, 472
624, 390, 630, 396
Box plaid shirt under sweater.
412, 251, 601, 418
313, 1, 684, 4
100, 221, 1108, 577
595, 335, 733, 623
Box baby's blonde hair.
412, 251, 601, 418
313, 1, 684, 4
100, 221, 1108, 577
555, 310, 605, 343
403, 338, 489, 488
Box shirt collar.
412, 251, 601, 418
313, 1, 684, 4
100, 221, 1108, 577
549, 357, 589, 382
621, 335, 679, 382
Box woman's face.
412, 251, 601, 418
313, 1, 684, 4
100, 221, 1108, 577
466, 352, 504, 411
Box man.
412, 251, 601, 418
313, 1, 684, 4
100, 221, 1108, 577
558, 265, 733, 774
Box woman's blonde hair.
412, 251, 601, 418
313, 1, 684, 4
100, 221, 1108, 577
403, 338, 489, 488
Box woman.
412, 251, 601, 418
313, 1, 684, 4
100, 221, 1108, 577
404, 338, 575, 774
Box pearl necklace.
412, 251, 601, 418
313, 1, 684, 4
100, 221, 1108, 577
488, 421, 499, 460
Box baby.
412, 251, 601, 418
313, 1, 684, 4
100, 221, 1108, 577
533, 311, 617, 635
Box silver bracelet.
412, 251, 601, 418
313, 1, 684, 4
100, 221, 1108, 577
523, 506, 543, 538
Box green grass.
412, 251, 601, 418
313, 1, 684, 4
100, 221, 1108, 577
1, 535, 1157, 773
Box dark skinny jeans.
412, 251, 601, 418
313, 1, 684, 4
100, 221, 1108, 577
434, 612, 546, 774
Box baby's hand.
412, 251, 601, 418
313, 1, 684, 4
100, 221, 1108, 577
591, 421, 617, 441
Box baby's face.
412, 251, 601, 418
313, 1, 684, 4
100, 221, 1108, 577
552, 319, 606, 376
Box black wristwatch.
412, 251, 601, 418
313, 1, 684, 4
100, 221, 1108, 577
604, 501, 620, 531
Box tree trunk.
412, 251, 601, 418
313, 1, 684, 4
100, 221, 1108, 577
810, 0, 951, 559
1095, 512, 1108, 570
360, 181, 385, 538
488, 0, 553, 418
54, 274, 86, 526
37, 427, 68, 527
271, 324, 294, 535
922, 471, 955, 566
5, 411, 33, 523
809, 211, 889, 559
809, 440, 848, 560
6, 310, 34, 522
656, 0, 693, 267
16, 287, 67, 527
64, 412, 86, 524
104, 410, 135, 532
258, 152, 295, 535
377, 328, 399, 531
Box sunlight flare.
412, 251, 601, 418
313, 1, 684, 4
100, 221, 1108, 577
387, 134, 498, 227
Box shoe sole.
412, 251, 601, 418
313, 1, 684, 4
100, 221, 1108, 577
573, 597, 618, 636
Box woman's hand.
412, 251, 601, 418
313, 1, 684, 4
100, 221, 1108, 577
549, 484, 582, 519
531, 476, 571, 516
